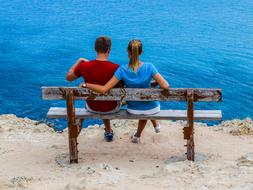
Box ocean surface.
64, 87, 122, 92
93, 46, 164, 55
0, 0, 252, 130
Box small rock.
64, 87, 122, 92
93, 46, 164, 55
0, 126, 4, 133
86, 166, 96, 174
55, 153, 70, 168
236, 153, 253, 167
34, 120, 44, 125
100, 163, 113, 171
65, 183, 86, 190
11, 176, 33, 188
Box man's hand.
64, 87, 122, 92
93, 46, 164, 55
79, 58, 89, 62
66, 58, 89, 81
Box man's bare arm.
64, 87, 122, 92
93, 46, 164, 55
66, 58, 89, 81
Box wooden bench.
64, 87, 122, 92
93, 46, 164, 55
42, 87, 222, 163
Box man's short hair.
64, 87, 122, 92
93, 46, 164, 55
95, 36, 112, 53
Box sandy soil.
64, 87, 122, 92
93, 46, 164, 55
0, 114, 253, 190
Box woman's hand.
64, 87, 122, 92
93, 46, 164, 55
80, 83, 86, 88
150, 81, 159, 88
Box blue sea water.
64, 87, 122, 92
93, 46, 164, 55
0, 0, 252, 130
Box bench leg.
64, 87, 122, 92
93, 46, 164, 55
186, 134, 194, 161
68, 135, 78, 163
66, 90, 79, 163
184, 90, 195, 161
77, 119, 84, 136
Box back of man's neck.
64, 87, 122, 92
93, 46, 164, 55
96, 54, 108, 61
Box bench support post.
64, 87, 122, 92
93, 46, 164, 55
66, 90, 79, 163
184, 90, 195, 161
77, 119, 84, 136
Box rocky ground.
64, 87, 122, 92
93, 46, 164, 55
0, 114, 252, 190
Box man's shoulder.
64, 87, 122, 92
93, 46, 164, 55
103, 61, 119, 70
90, 60, 119, 66
107, 60, 119, 67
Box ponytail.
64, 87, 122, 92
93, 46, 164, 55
128, 40, 142, 72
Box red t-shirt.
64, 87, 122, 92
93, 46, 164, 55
74, 60, 119, 112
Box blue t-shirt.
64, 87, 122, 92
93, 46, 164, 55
114, 62, 160, 110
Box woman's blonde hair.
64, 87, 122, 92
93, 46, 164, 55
128, 39, 142, 72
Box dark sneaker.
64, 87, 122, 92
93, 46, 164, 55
104, 129, 114, 142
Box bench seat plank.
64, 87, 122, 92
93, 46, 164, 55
47, 107, 222, 121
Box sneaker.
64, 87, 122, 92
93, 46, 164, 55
131, 131, 140, 143
154, 123, 161, 133
104, 129, 114, 142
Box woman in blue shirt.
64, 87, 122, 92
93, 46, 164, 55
85, 39, 169, 143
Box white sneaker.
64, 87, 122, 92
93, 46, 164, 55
131, 131, 140, 143
154, 123, 161, 133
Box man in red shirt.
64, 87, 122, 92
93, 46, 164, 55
66, 36, 120, 142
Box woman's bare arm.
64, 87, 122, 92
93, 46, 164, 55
153, 73, 169, 89
86, 76, 120, 94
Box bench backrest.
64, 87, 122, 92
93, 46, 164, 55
42, 87, 222, 102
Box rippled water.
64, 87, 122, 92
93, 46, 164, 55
0, 0, 252, 129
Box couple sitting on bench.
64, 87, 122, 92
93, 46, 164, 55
66, 36, 169, 143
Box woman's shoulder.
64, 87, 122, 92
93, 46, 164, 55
142, 62, 156, 69
143, 62, 154, 66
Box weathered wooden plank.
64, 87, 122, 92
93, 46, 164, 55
47, 107, 222, 121
186, 90, 195, 161
42, 87, 222, 102
66, 90, 78, 163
